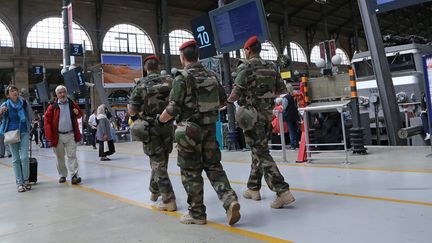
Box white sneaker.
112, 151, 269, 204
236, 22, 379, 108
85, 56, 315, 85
425, 133, 430, 141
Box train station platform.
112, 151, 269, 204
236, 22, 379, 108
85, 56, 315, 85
1, 142, 431, 243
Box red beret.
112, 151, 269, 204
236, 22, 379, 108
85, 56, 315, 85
179, 39, 198, 51
243, 35, 259, 49
143, 55, 160, 63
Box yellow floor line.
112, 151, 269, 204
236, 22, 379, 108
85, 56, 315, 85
0, 162, 292, 243
289, 188, 432, 207
33, 154, 432, 207
276, 163, 432, 174
53, 147, 432, 174
78, 146, 432, 174
221, 160, 432, 174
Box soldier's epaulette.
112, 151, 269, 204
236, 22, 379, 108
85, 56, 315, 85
175, 70, 189, 79
159, 74, 171, 79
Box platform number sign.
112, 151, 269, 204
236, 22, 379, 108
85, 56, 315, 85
191, 14, 217, 59
70, 43, 83, 56
197, 26, 211, 48
33, 65, 43, 75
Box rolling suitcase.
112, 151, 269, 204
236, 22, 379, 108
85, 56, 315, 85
29, 140, 38, 183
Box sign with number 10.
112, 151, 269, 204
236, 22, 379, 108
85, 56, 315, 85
191, 14, 217, 59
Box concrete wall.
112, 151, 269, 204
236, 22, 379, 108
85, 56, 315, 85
0, 0, 368, 91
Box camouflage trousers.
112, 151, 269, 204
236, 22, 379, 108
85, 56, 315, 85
177, 124, 238, 220
143, 124, 175, 203
243, 119, 290, 195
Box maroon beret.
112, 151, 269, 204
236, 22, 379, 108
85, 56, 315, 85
179, 39, 198, 51
143, 55, 160, 63
243, 35, 259, 49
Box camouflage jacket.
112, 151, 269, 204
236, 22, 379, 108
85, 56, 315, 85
165, 62, 227, 125
233, 56, 286, 112
129, 73, 172, 118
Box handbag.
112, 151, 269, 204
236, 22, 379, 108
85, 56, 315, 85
103, 141, 109, 153
4, 129, 20, 144
4, 112, 22, 144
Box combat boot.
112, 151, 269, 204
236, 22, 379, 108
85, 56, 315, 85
270, 190, 295, 209
180, 214, 206, 225
226, 201, 241, 225
156, 200, 177, 212
243, 189, 261, 200
150, 192, 160, 202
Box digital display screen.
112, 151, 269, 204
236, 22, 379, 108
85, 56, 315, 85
374, 0, 431, 13
209, 0, 270, 53
376, 0, 395, 4
101, 54, 143, 88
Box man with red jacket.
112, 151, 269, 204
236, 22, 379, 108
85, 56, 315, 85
44, 85, 83, 184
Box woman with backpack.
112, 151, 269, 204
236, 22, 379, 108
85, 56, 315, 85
0, 85, 33, 192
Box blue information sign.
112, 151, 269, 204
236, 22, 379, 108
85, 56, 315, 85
33, 65, 43, 75
70, 43, 83, 56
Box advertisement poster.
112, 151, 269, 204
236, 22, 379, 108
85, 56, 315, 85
423, 55, 432, 122
422, 54, 432, 148
101, 54, 143, 88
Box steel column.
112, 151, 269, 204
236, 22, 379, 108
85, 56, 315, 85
161, 0, 171, 74
283, 0, 291, 60
350, 0, 359, 52
321, 3, 329, 40
62, 0, 71, 73
219, 0, 239, 150
357, 0, 403, 145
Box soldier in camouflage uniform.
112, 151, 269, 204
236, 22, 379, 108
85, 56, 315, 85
128, 55, 176, 211
158, 40, 240, 225
227, 36, 295, 209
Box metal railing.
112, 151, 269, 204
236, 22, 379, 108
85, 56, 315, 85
268, 110, 288, 162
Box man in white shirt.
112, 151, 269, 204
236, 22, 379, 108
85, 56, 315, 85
88, 109, 97, 149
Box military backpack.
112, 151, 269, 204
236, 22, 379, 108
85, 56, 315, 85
241, 58, 278, 110
140, 75, 172, 116
178, 69, 220, 114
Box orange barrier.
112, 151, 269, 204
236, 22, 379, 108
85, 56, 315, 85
296, 120, 307, 163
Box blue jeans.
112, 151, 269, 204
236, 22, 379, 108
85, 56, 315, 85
421, 113, 430, 134
9, 132, 30, 185
287, 121, 299, 148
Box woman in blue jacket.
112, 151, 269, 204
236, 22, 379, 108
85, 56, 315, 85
0, 85, 32, 192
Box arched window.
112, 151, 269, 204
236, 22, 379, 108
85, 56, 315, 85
103, 24, 154, 53
261, 42, 278, 61
0, 20, 13, 47
310, 45, 321, 65
336, 48, 350, 65
229, 50, 245, 59
311, 45, 351, 65
163, 29, 194, 55
283, 42, 307, 63
26, 17, 92, 50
